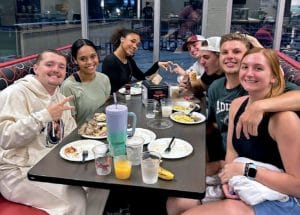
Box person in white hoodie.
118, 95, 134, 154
0, 49, 108, 215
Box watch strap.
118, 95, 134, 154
244, 163, 250, 176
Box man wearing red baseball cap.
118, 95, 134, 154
170, 35, 206, 81
182, 34, 206, 51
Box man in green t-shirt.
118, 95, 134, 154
206, 33, 300, 175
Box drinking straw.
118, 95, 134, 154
113, 92, 117, 108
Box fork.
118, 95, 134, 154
164, 137, 175, 153
82, 150, 88, 163
185, 104, 200, 116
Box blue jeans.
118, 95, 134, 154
254, 196, 300, 215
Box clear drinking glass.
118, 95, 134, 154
141, 151, 161, 184
145, 99, 156, 119
161, 98, 173, 118
126, 136, 144, 166
93, 145, 112, 176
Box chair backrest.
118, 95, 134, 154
276, 51, 300, 86
0, 45, 78, 91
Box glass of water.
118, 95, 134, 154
145, 99, 156, 119
141, 151, 161, 184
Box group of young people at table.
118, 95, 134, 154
0, 26, 299, 215
167, 33, 300, 215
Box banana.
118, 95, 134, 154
158, 166, 175, 180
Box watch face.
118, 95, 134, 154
248, 167, 257, 178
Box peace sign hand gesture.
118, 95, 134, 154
47, 96, 74, 121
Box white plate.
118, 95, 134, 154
170, 112, 206, 125
81, 133, 107, 139
147, 138, 193, 159
172, 101, 198, 113
60, 140, 107, 162
118, 87, 142, 95
80, 123, 107, 139
132, 128, 156, 145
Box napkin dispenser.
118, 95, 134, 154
142, 80, 169, 105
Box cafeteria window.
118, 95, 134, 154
230, 0, 278, 48
281, 0, 300, 61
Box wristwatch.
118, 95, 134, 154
244, 163, 257, 179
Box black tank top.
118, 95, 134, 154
232, 98, 284, 169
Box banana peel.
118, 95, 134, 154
158, 166, 175, 181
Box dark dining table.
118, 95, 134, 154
28, 93, 207, 212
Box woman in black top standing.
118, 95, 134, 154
102, 28, 170, 93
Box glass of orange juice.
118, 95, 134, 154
113, 155, 132, 180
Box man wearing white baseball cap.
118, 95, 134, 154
200, 36, 221, 52
170, 35, 206, 80
179, 36, 224, 98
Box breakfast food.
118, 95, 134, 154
94, 113, 106, 122
172, 102, 195, 113
78, 113, 108, 138
173, 114, 195, 123
172, 104, 194, 112
79, 119, 107, 138
64, 146, 78, 155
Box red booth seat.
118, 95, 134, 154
0, 194, 48, 215
0, 45, 77, 91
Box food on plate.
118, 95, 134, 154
158, 166, 174, 180
173, 114, 195, 123
64, 146, 78, 156
94, 113, 106, 122
78, 119, 107, 137
172, 102, 196, 113
172, 105, 192, 112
